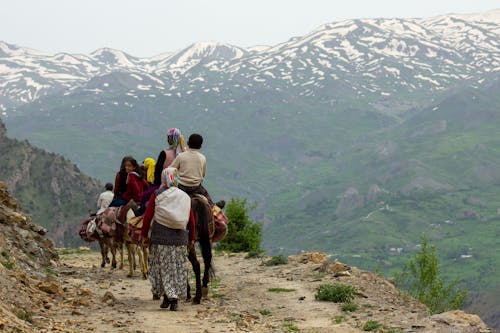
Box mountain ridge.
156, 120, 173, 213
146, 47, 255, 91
1, 8, 499, 109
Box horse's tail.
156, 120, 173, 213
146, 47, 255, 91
195, 198, 214, 279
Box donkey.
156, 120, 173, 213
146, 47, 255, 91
98, 205, 148, 278
187, 195, 215, 304
79, 216, 114, 268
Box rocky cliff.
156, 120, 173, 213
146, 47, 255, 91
0, 120, 101, 246
0, 181, 58, 331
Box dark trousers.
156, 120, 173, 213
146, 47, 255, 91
109, 197, 127, 208
178, 184, 213, 206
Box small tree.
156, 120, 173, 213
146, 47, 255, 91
217, 198, 263, 253
395, 235, 467, 314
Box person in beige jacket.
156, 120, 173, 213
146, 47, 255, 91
169, 133, 213, 204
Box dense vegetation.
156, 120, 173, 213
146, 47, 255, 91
217, 198, 263, 253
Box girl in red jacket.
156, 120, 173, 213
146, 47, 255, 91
109, 156, 146, 210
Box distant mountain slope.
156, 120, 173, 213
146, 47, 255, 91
263, 77, 500, 328
0, 120, 100, 246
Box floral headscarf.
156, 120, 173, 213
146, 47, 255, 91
161, 167, 179, 188
166, 128, 185, 156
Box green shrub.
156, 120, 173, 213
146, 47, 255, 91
282, 321, 300, 332
245, 249, 266, 259
44, 266, 58, 276
268, 287, 296, 293
334, 315, 345, 324
395, 235, 467, 314
315, 284, 356, 303
56, 247, 92, 255
263, 255, 288, 266
16, 309, 33, 323
259, 309, 271, 316
386, 328, 403, 333
341, 302, 358, 312
1, 260, 14, 270
363, 320, 382, 331
216, 198, 263, 253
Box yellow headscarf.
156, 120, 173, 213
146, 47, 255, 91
143, 157, 156, 184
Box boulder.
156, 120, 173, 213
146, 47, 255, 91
326, 260, 352, 277
37, 281, 63, 296
288, 251, 329, 264
431, 310, 489, 329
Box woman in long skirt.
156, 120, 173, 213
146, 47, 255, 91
141, 167, 194, 311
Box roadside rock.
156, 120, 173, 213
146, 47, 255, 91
288, 251, 329, 264
432, 310, 490, 330
38, 281, 63, 295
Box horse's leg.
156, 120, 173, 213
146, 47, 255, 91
144, 246, 149, 276
134, 245, 138, 271
188, 246, 202, 304
127, 243, 134, 277
98, 238, 106, 268
110, 238, 117, 269
201, 240, 213, 298
103, 239, 110, 264
119, 242, 124, 269
138, 245, 147, 280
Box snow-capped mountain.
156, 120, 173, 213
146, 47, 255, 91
0, 9, 499, 111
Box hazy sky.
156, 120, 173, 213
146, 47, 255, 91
1, 0, 498, 57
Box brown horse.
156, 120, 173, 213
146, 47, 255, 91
187, 195, 215, 304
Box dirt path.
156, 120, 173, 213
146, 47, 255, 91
58, 250, 360, 333
54, 250, 494, 333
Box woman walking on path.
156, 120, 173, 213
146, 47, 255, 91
141, 167, 194, 311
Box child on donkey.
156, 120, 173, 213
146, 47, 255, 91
169, 133, 213, 205
109, 156, 146, 214
96, 183, 114, 215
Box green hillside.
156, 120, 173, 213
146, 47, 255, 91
0, 120, 101, 246
263, 79, 500, 326
3, 76, 500, 327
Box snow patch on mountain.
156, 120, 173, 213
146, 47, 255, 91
0, 9, 499, 106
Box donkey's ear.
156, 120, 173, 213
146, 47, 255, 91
215, 200, 226, 209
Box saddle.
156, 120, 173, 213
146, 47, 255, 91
78, 218, 95, 242
212, 205, 228, 243
127, 216, 143, 243
97, 204, 131, 242
191, 194, 229, 243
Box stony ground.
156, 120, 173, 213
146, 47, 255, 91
1, 248, 495, 333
